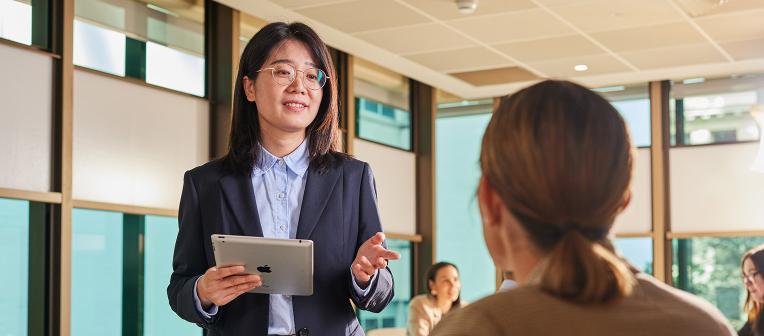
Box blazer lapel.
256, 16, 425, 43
219, 172, 263, 237
296, 162, 341, 239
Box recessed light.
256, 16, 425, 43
574, 64, 588, 72
683, 77, 705, 84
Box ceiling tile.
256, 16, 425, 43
719, 38, 764, 61
676, 0, 764, 17
354, 23, 477, 54
695, 10, 764, 42
620, 43, 728, 70
405, 47, 512, 72
450, 66, 539, 86
295, 0, 430, 34
447, 9, 573, 44
534, 0, 598, 7
548, 0, 681, 33
493, 35, 604, 63
405, 0, 537, 20
529, 54, 632, 78
269, 0, 351, 9
590, 21, 706, 52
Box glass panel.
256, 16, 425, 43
435, 112, 495, 302
354, 57, 411, 151
73, 19, 126, 76
355, 97, 411, 150
144, 215, 202, 335
0, 198, 29, 336
594, 84, 651, 147
0, 0, 32, 45
358, 239, 412, 332
145, 41, 204, 97
74, 0, 205, 95
71, 208, 123, 336
671, 74, 764, 146
672, 236, 764, 329
613, 237, 652, 273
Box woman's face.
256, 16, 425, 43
743, 258, 764, 303
429, 265, 460, 303
244, 39, 323, 137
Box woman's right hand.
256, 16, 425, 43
197, 265, 261, 309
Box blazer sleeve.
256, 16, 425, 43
348, 162, 395, 313
167, 171, 218, 327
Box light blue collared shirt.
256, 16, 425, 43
193, 140, 376, 334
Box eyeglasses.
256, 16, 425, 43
743, 271, 760, 282
256, 63, 329, 90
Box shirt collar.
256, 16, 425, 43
252, 139, 310, 177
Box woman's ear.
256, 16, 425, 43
243, 76, 257, 102
477, 176, 501, 228
617, 190, 632, 215
428, 280, 435, 295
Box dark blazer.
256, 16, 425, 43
168, 154, 394, 336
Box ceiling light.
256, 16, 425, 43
574, 64, 588, 72
455, 0, 478, 14
683, 77, 705, 84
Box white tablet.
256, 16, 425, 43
211, 234, 314, 296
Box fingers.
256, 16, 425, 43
206, 265, 246, 281
353, 255, 376, 278
362, 232, 385, 248
200, 266, 261, 307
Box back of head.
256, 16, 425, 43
480, 80, 635, 304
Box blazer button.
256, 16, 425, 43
297, 328, 309, 336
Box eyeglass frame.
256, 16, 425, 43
255, 63, 330, 90
743, 270, 760, 282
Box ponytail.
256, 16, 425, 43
540, 230, 635, 304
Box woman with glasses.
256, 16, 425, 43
430, 80, 735, 336
740, 245, 764, 336
168, 22, 399, 336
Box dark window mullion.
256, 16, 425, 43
125, 37, 147, 81
123, 214, 145, 336
31, 0, 50, 50
28, 202, 48, 336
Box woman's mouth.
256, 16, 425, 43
284, 101, 308, 112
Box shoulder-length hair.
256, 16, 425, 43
742, 244, 764, 333
224, 22, 344, 175
426, 261, 462, 309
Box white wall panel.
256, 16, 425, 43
613, 148, 652, 234
671, 142, 764, 232
0, 44, 52, 192
353, 139, 416, 235
73, 69, 208, 209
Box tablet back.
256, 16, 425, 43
211, 234, 313, 296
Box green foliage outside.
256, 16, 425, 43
672, 237, 764, 329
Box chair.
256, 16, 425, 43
367, 327, 406, 336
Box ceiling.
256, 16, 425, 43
218, 0, 764, 99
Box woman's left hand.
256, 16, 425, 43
352, 232, 401, 288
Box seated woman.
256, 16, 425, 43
431, 80, 735, 336
408, 262, 463, 336
739, 245, 764, 336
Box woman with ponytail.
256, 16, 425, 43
740, 245, 764, 336
431, 80, 735, 336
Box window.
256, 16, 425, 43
144, 215, 201, 335
595, 84, 651, 147
670, 75, 764, 146
74, 0, 205, 96
613, 237, 653, 273
357, 239, 412, 332
436, 110, 495, 302
0, 198, 29, 335
71, 208, 123, 335
354, 57, 411, 151
672, 236, 764, 329
0, 0, 48, 48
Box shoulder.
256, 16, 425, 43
409, 294, 431, 309
634, 274, 735, 330
430, 295, 502, 336
184, 158, 232, 190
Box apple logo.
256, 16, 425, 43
257, 265, 272, 273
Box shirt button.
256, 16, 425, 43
277, 192, 285, 199
280, 225, 286, 231
278, 160, 285, 167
